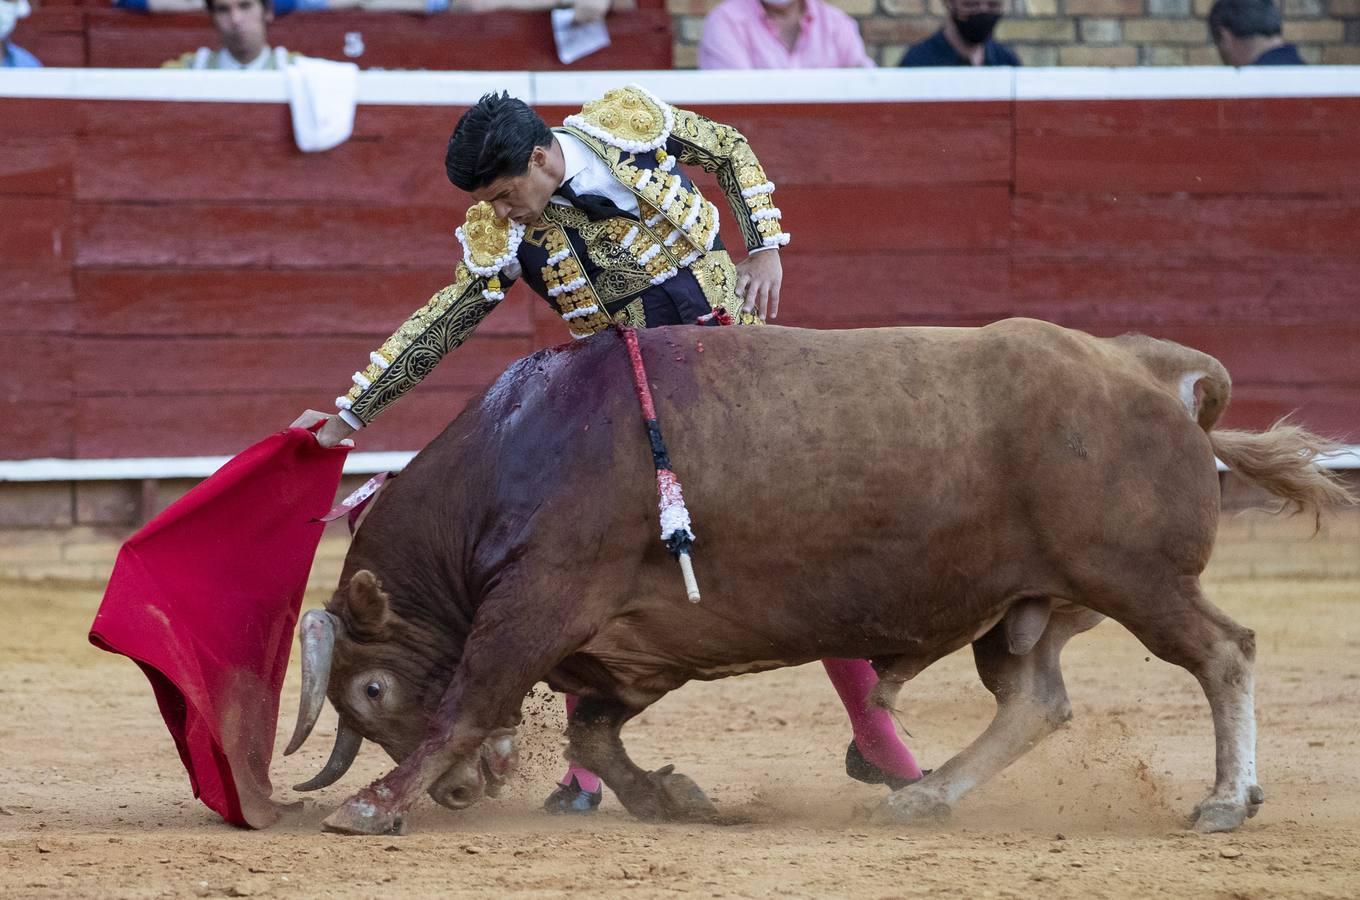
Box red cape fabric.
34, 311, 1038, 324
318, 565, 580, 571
89, 429, 349, 828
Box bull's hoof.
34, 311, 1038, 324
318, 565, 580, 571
543, 777, 603, 815
1247, 784, 1266, 818
321, 794, 408, 836
1191, 785, 1263, 833
651, 765, 718, 822
658, 773, 716, 821
1191, 801, 1248, 834
867, 787, 952, 827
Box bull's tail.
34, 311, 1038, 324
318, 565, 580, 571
1117, 332, 1356, 517
1209, 423, 1357, 516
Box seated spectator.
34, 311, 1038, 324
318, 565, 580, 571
161, 0, 294, 69
122, 0, 324, 12
127, 0, 617, 19
1208, 0, 1304, 65
899, 0, 1019, 67
1, 0, 42, 67
698, 0, 872, 69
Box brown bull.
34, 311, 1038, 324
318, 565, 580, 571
284, 318, 1352, 836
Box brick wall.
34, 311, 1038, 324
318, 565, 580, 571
668, 0, 1359, 68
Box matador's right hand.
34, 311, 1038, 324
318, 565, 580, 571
290, 410, 356, 449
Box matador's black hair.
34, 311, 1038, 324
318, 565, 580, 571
444, 92, 554, 193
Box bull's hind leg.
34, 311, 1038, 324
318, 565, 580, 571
566, 697, 718, 822
1095, 575, 1262, 833
872, 606, 1104, 825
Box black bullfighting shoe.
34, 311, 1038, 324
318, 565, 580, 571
844, 740, 926, 791
542, 776, 603, 815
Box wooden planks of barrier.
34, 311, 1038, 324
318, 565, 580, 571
0, 91, 1356, 459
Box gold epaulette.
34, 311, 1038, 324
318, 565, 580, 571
563, 85, 674, 154
160, 52, 196, 69
455, 202, 524, 278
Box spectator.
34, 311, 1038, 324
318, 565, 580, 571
161, 0, 294, 69
698, 0, 873, 69
126, 0, 618, 20
1, 0, 41, 67
1208, 0, 1304, 66
122, 0, 326, 12
899, 0, 1019, 68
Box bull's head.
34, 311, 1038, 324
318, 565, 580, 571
284, 569, 518, 811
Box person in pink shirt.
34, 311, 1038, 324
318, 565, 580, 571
698, 0, 874, 69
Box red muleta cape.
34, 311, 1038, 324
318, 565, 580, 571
89, 428, 348, 828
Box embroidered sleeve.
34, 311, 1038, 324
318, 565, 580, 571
336, 203, 525, 425
335, 265, 502, 426
665, 106, 789, 253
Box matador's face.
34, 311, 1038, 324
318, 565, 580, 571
470, 143, 561, 226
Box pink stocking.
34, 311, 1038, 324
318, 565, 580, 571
557, 693, 602, 793
822, 658, 923, 781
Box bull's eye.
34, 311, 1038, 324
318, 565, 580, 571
366, 681, 382, 700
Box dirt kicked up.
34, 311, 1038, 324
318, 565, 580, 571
2, 575, 1358, 899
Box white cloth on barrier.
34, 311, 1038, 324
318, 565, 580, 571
286, 56, 359, 153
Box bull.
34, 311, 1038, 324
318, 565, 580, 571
283, 318, 1352, 836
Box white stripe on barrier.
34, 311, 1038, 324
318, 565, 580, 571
531, 67, 1017, 104
1, 66, 1357, 106
0, 447, 1356, 482
1016, 65, 1359, 100
357, 70, 534, 106
0, 452, 417, 482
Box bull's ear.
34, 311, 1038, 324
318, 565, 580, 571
344, 569, 391, 640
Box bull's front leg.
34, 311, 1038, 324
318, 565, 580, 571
322, 599, 571, 836
566, 697, 718, 822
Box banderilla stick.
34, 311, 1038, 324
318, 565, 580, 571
617, 325, 701, 603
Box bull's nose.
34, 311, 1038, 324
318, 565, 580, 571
430, 783, 482, 810
428, 758, 486, 810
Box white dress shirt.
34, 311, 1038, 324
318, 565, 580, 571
551, 129, 643, 216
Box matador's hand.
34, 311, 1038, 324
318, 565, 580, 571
290, 409, 356, 449
734, 249, 782, 321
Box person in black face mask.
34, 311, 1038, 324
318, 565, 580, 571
899, 0, 1021, 67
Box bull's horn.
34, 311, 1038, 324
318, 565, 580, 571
292, 722, 363, 792
284, 609, 337, 756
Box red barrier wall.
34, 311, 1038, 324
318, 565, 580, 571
3, 94, 1358, 459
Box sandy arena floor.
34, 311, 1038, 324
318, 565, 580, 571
2, 574, 1358, 899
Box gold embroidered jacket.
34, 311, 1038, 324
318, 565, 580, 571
337, 85, 789, 427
